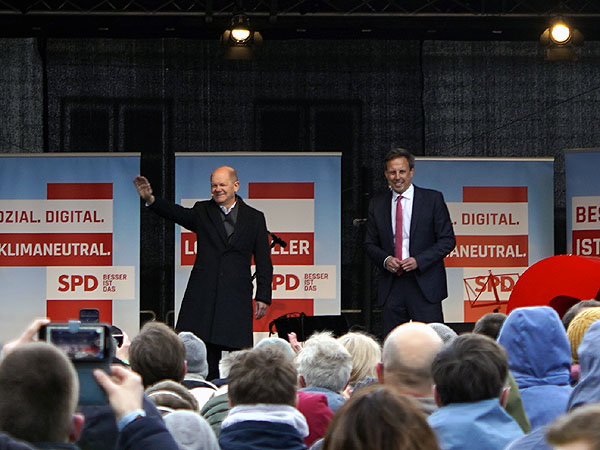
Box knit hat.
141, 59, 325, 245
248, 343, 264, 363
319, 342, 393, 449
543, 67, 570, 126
164, 410, 220, 450
146, 379, 199, 414
567, 307, 600, 363
179, 331, 209, 378
428, 323, 458, 344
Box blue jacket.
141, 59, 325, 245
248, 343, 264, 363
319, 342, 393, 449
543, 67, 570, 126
505, 321, 600, 450
219, 421, 306, 450
428, 398, 523, 450
497, 306, 572, 430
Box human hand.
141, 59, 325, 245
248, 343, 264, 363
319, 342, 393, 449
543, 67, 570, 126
2, 317, 50, 357
288, 332, 303, 353
94, 364, 144, 422
400, 257, 418, 272
255, 301, 268, 320
385, 256, 402, 273
132, 175, 155, 205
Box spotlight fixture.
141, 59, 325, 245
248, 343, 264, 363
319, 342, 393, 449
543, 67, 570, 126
221, 14, 262, 60
540, 18, 584, 61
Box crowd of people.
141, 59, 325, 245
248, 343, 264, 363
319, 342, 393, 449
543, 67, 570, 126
2, 299, 600, 449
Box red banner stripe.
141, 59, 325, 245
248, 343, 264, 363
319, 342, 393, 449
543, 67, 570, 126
47, 183, 113, 200
47, 300, 113, 323
462, 186, 528, 203
249, 183, 314, 199
0, 233, 112, 266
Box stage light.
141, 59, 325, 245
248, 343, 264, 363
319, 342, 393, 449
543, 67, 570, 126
540, 18, 583, 61
221, 15, 262, 60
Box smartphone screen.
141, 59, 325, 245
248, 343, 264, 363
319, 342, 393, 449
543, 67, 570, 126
45, 325, 106, 361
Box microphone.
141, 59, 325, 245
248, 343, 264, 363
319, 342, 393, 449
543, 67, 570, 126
353, 218, 368, 227
269, 231, 287, 248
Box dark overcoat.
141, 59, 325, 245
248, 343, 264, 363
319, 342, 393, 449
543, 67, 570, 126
150, 195, 273, 349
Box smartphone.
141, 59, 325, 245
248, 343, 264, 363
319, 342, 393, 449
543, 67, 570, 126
79, 308, 100, 323
39, 321, 114, 406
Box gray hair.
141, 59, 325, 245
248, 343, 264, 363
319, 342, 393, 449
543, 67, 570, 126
296, 331, 352, 393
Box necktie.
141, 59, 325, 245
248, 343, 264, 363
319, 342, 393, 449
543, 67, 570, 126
394, 196, 404, 276
394, 195, 403, 259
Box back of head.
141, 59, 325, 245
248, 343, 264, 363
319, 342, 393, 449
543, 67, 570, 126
381, 322, 443, 395
146, 379, 199, 415
432, 333, 508, 406
562, 299, 600, 330
130, 321, 186, 387
323, 385, 439, 450
337, 332, 381, 387
567, 307, 600, 364
164, 410, 220, 450
428, 323, 458, 344
546, 403, 600, 449
255, 336, 296, 360
296, 332, 352, 393
179, 332, 208, 379
567, 320, 600, 410
217, 349, 248, 380
228, 346, 298, 407
473, 313, 507, 340
0, 342, 78, 443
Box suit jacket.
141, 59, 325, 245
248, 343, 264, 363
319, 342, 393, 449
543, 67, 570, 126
365, 185, 455, 307
150, 195, 273, 349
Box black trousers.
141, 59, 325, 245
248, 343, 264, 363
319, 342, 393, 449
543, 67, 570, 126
205, 342, 238, 381
382, 273, 444, 338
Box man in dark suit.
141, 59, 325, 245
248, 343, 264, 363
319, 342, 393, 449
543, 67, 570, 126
365, 148, 455, 337
133, 166, 273, 379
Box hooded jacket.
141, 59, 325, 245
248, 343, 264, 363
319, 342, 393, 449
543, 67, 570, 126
497, 306, 572, 430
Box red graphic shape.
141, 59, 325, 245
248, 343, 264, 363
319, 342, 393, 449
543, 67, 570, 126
249, 183, 314, 199
47, 300, 113, 323
253, 299, 314, 333
47, 183, 113, 200
0, 233, 112, 266
508, 255, 600, 316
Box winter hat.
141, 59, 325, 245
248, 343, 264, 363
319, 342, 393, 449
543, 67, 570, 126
179, 331, 209, 378
567, 307, 600, 363
428, 322, 458, 344
164, 410, 220, 450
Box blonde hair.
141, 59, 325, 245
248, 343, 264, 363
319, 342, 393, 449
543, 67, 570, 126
338, 332, 382, 387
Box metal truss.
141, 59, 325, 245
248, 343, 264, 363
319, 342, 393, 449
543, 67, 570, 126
1, 0, 600, 39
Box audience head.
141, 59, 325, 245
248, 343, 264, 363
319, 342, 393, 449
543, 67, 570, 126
473, 313, 507, 340
546, 403, 600, 450
0, 342, 81, 443
337, 332, 381, 387
217, 349, 248, 380
428, 322, 458, 343
562, 299, 600, 331
296, 332, 352, 394
146, 379, 199, 415
255, 336, 296, 360
432, 333, 508, 406
228, 346, 298, 407
567, 307, 600, 364
130, 321, 186, 387
179, 332, 208, 379
164, 410, 220, 450
379, 322, 443, 396
322, 385, 439, 450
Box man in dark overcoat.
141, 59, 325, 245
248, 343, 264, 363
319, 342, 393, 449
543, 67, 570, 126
133, 166, 273, 378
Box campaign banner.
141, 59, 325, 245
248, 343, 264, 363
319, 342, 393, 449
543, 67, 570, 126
174, 153, 341, 342
565, 150, 600, 257
416, 158, 554, 322
0, 155, 140, 344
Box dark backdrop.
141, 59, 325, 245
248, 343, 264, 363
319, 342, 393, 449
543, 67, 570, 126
3, 37, 599, 333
